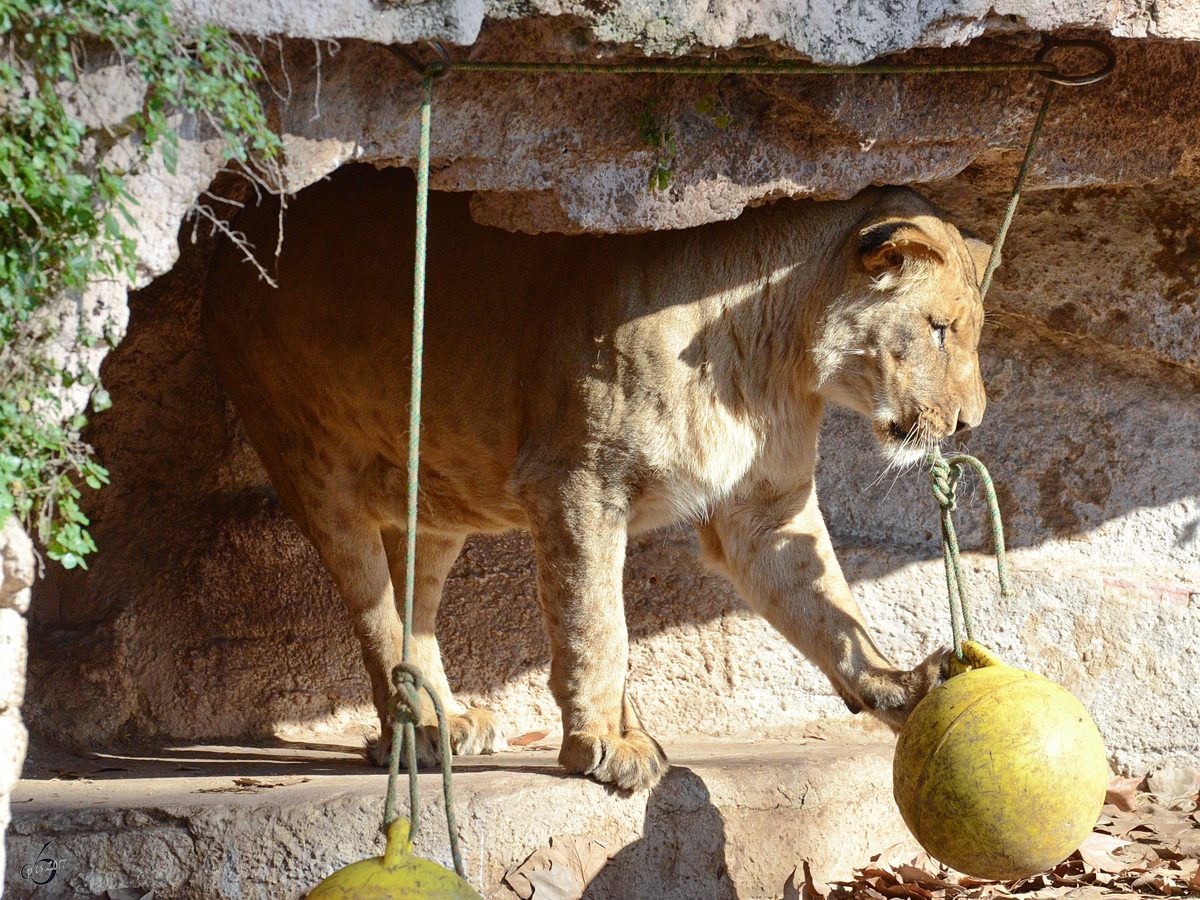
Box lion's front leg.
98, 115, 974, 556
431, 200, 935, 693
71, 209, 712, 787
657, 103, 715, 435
524, 475, 668, 791
699, 479, 950, 730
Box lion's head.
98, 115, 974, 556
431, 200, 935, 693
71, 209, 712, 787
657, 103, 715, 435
814, 193, 991, 467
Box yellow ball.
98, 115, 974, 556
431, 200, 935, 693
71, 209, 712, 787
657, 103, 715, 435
307, 818, 482, 900
893, 642, 1108, 881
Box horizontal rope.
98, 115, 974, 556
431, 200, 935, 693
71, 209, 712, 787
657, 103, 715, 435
444, 60, 1060, 77
392, 37, 1115, 84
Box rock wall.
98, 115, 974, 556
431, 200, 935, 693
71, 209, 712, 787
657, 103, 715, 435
1, 521, 35, 893
176, 0, 1200, 64
258, 30, 1200, 235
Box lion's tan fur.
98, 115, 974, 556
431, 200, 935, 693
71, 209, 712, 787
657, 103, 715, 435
201, 165, 990, 791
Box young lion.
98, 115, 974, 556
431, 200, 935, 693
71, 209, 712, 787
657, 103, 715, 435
202, 165, 990, 791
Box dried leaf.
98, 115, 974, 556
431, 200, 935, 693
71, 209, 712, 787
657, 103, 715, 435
502, 833, 611, 900
509, 730, 553, 747
1105, 775, 1144, 812
1077, 832, 1131, 873
1146, 767, 1200, 808
877, 883, 932, 898
523, 860, 583, 900
1130, 870, 1161, 890
863, 867, 899, 886
783, 868, 802, 900
549, 834, 610, 886
503, 865, 534, 900
896, 865, 952, 889
872, 842, 928, 870
799, 860, 827, 900
1100, 808, 1155, 839
1171, 829, 1200, 858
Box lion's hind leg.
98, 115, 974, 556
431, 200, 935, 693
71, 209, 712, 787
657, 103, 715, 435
377, 528, 507, 767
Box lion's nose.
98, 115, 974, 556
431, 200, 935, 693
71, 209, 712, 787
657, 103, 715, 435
954, 419, 972, 434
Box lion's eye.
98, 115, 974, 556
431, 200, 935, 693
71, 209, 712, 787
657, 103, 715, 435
932, 322, 947, 349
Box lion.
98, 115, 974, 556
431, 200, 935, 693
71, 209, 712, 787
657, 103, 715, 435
201, 164, 990, 792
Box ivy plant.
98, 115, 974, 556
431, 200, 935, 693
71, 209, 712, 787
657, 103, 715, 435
0, 0, 280, 568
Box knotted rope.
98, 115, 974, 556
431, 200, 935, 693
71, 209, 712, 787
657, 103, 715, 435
928, 449, 1013, 657
384, 661, 465, 876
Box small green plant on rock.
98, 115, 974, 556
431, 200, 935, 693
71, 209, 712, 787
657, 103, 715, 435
637, 101, 676, 191
637, 79, 736, 193
0, 0, 280, 568
694, 92, 734, 130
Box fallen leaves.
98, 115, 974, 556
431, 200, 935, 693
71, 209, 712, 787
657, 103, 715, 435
1145, 768, 1200, 812
193, 776, 311, 794
503, 834, 613, 900
508, 730, 562, 751
779, 771, 1200, 900
1076, 834, 1130, 873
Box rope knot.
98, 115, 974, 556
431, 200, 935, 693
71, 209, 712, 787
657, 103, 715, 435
928, 454, 961, 512
390, 662, 427, 727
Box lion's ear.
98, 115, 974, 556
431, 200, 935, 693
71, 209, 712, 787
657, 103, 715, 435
859, 222, 947, 277
963, 236, 995, 288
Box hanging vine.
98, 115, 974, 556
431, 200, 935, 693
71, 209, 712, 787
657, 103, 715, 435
0, 0, 280, 568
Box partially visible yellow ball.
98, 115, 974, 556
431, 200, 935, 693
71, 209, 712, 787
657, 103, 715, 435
307, 818, 482, 900
893, 642, 1108, 881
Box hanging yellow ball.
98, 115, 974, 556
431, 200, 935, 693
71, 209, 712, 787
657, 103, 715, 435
307, 817, 483, 900
893, 642, 1108, 881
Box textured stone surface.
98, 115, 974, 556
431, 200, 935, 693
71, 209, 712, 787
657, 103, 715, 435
257, 31, 1200, 233
175, 0, 487, 47
176, 0, 1200, 63
5, 734, 907, 899
21, 172, 1200, 780
1, 519, 35, 899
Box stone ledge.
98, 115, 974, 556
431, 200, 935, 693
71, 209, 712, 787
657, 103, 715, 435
5, 733, 909, 899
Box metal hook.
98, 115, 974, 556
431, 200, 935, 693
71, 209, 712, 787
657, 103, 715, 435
386, 40, 451, 79
1034, 36, 1116, 86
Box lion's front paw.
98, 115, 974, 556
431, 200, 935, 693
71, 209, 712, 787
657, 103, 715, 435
416, 708, 508, 765
559, 729, 668, 792
849, 647, 954, 733
905, 646, 954, 700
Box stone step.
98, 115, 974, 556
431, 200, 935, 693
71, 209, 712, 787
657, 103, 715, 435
5, 731, 910, 900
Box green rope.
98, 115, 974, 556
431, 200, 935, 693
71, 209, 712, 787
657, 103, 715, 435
405, 74, 432, 679
449, 60, 1061, 77
924, 56, 1065, 657
382, 72, 468, 881
928, 448, 1013, 657
978, 81, 1057, 298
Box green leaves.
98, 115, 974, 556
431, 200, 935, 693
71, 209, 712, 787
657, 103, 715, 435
637, 89, 736, 193
1, 0, 280, 567
637, 102, 677, 192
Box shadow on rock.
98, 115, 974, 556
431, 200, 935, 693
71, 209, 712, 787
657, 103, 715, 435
584, 765, 735, 900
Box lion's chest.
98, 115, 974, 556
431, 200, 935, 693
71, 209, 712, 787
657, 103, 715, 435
622, 379, 764, 534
